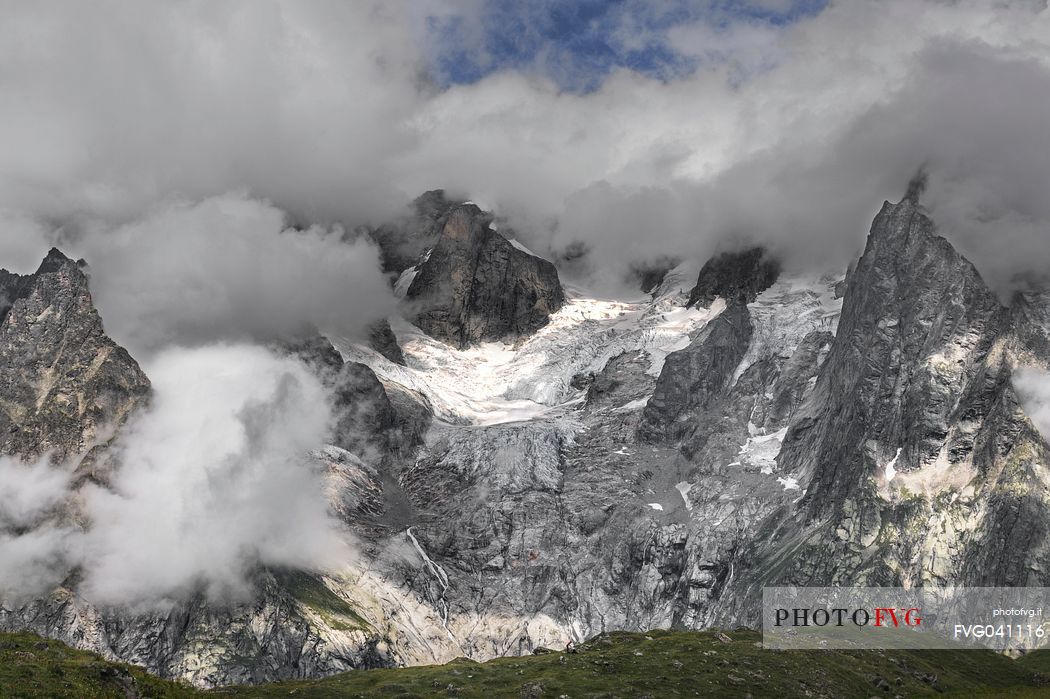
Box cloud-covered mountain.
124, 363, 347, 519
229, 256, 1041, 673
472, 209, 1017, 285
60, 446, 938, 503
2, 0, 1050, 691
2, 180, 1050, 687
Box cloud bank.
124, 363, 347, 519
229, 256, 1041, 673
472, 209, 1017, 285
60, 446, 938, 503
73, 193, 395, 355
0, 457, 69, 529
402, 2, 1050, 289
2, 1, 1050, 296
428, 1, 1050, 291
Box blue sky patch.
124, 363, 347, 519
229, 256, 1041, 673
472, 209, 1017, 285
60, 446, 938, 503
423, 0, 827, 92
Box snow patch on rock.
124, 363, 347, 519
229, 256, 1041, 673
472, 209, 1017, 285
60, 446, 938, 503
731, 274, 842, 385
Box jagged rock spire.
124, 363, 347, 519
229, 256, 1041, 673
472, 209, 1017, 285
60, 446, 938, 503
0, 248, 150, 460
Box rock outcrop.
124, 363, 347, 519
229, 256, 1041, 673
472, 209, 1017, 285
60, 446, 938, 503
784, 190, 1007, 519
0, 248, 150, 462
721, 186, 1050, 596
367, 318, 406, 366
687, 247, 780, 308
406, 203, 564, 349
639, 302, 753, 442
0, 258, 434, 689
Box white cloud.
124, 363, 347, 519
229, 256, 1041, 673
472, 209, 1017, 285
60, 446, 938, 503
0, 457, 69, 529
2, 1, 1050, 295
0, 344, 354, 606
68, 192, 395, 355
0, 1, 422, 226
77, 343, 351, 606
0, 526, 78, 602
1015, 366, 1050, 443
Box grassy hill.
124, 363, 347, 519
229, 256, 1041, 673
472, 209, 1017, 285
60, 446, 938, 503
0, 631, 195, 698
5, 628, 1050, 698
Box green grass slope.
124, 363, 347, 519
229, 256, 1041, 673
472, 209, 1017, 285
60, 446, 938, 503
0, 631, 197, 698
4, 628, 1050, 698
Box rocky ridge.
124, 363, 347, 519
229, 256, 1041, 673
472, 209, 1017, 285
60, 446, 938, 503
0, 248, 149, 464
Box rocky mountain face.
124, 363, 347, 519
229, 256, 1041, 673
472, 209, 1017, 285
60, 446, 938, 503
722, 189, 1050, 600
639, 302, 753, 443
404, 203, 564, 349
0, 248, 149, 464
4, 185, 1050, 689
369, 191, 565, 350
367, 319, 407, 366
0, 258, 431, 688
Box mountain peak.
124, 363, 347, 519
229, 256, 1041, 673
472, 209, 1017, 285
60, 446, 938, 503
406, 203, 563, 348
438, 203, 491, 243
35, 247, 77, 275
371, 190, 467, 275
0, 248, 149, 460
687, 246, 780, 308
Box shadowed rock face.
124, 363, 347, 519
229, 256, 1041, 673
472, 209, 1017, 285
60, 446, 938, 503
639, 302, 753, 443
687, 247, 780, 308
0, 248, 150, 461
406, 204, 564, 349
630, 257, 680, 294
275, 333, 430, 465
784, 195, 1007, 519
367, 318, 406, 366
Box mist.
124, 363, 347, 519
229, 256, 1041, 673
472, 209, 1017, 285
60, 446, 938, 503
0, 457, 68, 529
1015, 367, 1050, 444
81, 344, 351, 606
2, 2, 1049, 295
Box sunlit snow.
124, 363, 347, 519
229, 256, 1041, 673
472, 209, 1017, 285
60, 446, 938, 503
333, 267, 718, 425
675, 481, 693, 511
393, 266, 419, 298
885, 447, 902, 482
507, 237, 539, 257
